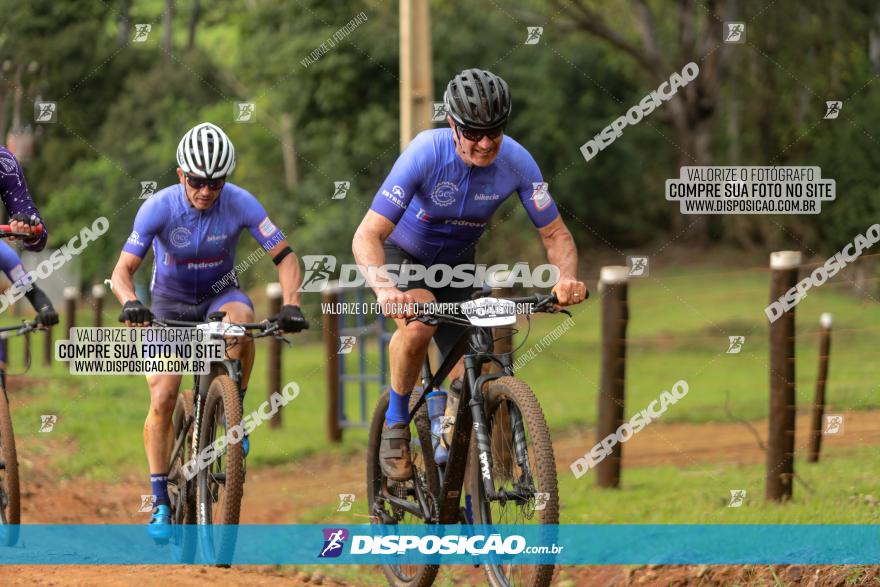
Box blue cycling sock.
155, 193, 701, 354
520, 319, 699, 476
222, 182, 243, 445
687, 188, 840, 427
385, 386, 411, 427
150, 473, 170, 507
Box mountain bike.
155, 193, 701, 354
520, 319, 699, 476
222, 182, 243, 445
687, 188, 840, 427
0, 223, 47, 547
147, 312, 305, 563
0, 318, 41, 547
367, 291, 579, 587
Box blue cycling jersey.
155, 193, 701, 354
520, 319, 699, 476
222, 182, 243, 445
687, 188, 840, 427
0, 146, 48, 251
122, 182, 283, 304
0, 240, 27, 285
369, 128, 559, 265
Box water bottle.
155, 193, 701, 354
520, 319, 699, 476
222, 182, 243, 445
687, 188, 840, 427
426, 390, 449, 465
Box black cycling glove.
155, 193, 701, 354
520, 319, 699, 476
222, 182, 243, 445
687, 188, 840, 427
118, 300, 153, 324
25, 286, 58, 326
11, 213, 42, 243
273, 304, 307, 333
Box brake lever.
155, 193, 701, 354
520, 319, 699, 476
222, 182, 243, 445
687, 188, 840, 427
274, 332, 293, 346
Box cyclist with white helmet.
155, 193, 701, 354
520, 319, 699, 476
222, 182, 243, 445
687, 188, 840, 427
353, 68, 587, 481
110, 122, 306, 540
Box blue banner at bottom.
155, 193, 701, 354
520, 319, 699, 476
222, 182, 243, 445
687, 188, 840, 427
0, 524, 876, 565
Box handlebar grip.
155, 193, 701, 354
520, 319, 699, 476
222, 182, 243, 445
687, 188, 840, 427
0, 224, 43, 235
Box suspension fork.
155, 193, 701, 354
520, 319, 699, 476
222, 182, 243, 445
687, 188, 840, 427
465, 355, 504, 501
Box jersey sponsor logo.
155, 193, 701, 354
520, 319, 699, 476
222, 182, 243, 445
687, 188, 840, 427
170, 226, 192, 248
258, 216, 277, 238
430, 181, 458, 207
206, 232, 228, 243
381, 185, 406, 209
127, 230, 146, 247
474, 184, 499, 201
163, 252, 173, 266
531, 182, 552, 211
444, 218, 486, 228
416, 208, 431, 222
183, 256, 225, 270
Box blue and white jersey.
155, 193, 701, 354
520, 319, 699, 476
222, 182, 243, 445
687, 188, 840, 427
369, 128, 559, 264
122, 182, 283, 304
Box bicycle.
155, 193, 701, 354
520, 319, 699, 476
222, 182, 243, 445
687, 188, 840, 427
0, 223, 48, 547
0, 318, 42, 547
139, 311, 306, 563
367, 290, 581, 587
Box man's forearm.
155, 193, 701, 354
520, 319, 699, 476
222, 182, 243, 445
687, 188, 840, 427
277, 253, 302, 306
352, 232, 396, 291
545, 229, 579, 279
110, 266, 138, 305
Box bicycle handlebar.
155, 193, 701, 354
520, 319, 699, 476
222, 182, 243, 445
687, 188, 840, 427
407, 291, 584, 318
0, 224, 44, 239
0, 319, 41, 337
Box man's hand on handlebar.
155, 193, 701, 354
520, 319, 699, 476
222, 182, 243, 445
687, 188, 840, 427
36, 304, 59, 327
375, 287, 417, 319
551, 277, 588, 306
9, 213, 44, 243
272, 304, 308, 333
118, 299, 153, 327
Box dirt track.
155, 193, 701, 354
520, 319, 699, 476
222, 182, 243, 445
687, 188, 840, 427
0, 410, 877, 586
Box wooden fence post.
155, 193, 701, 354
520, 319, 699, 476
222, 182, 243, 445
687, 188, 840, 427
766, 251, 801, 502
63, 286, 77, 338
808, 312, 832, 463
323, 284, 342, 443
596, 266, 629, 489
92, 284, 105, 327
266, 282, 283, 428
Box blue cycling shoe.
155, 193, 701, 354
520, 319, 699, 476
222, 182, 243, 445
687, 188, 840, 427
242, 432, 250, 457
148, 504, 172, 542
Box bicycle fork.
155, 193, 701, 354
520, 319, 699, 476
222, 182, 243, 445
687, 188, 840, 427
467, 366, 533, 505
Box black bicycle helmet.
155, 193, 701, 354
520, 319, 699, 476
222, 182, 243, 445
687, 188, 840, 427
443, 68, 511, 130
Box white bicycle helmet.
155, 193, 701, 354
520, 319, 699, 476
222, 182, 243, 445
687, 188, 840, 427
176, 122, 236, 179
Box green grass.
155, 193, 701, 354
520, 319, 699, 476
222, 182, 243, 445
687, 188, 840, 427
559, 445, 880, 524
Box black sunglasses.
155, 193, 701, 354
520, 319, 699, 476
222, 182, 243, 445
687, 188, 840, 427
185, 175, 225, 190
457, 124, 505, 142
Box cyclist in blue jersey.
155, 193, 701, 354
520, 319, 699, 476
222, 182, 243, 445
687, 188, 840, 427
353, 69, 587, 481
0, 146, 48, 251
110, 122, 306, 540
0, 240, 58, 370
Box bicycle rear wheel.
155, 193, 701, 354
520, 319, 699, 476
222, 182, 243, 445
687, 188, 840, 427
468, 376, 558, 587
197, 375, 244, 565
367, 389, 440, 587
0, 387, 19, 546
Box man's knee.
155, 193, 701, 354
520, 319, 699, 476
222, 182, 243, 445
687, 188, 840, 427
222, 305, 255, 324
394, 321, 435, 351
148, 377, 180, 418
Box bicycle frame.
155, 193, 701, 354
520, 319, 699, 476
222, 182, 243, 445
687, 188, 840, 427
402, 325, 514, 524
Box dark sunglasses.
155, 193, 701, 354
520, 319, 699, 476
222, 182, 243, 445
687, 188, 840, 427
457, 124, 505, 142
185, 175, 225, 190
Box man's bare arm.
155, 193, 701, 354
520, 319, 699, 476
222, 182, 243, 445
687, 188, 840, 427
110, 251, 144, 305
538, 216, 587, 306
267, 239, 302, 306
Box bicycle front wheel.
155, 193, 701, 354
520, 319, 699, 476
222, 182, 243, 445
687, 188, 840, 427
0, 387, 19, 546
196, 374, 244, 565
468, 376, 559, 587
